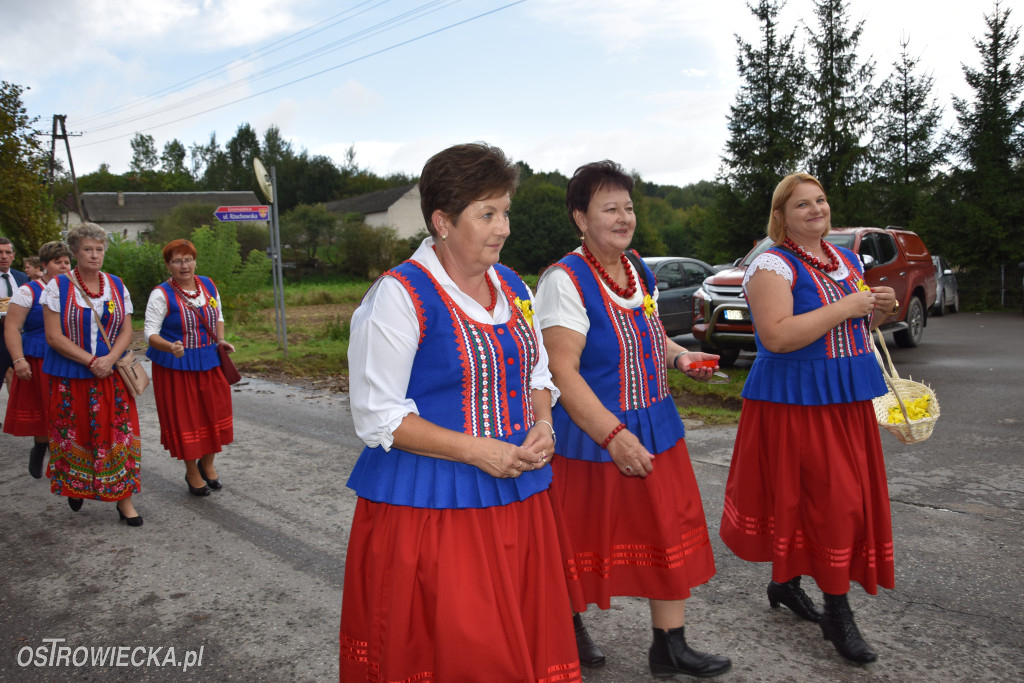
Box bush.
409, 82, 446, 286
103, 235, 167, 302
337, 220, 403, 279
190, 223, 271, 312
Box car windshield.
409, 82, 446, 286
825, 233, 856, 249
741, 238, 774, 266
741, 232, 857, 267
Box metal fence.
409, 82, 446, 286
955, 263, 1024, 312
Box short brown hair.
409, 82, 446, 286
565, 160, 634, 236
37, 241, 73, 264
162, 239, 197, 263
418, 143, 519, 237
768, 173, 829, 243
67, 223, 108, 253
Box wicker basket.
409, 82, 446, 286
871, 330, 940, 444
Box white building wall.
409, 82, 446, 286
387, 187, 427, 239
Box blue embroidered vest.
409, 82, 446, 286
549, 251, 684, 463
346, 261, 551, 509
146, 276, 222, 371
20, 280, 48, 358
42, 273, 129, 379
742, 245, 887, 405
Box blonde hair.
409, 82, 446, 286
767, 173, 829, 244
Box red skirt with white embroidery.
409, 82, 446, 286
3, 356, 49, 436
339, 492, 582, 683
720, 399, 895, 595
550, 438, 717, 611
152, 363, 233, 461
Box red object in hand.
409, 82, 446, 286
688, 359, 718, 369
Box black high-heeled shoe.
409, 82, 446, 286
197, 461, 222, 490
68, 497, 83, 512
116, 501, 143, 527
768, 576, 823, 621
185, 474, 210, 497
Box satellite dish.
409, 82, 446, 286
253, 157, 274, 204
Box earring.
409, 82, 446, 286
579, 234, 585, 243
441, 233, 447, 243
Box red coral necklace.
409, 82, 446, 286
169, 276, 202, 299
73, 268, 104, 298
484, 276, 497, 312
582, 243, 636, 298
783, 238, 839, 273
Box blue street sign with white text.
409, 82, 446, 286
214, 205, 270, 222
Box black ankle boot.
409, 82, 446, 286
28, 442, 49, 479
573, 613, 605, 668
768, 576, 823, 621
649, 627, 731, 678
820, 593, 877, 663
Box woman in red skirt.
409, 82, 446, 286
4, 241, 72, 477
145, 239, 235, 497
342, 143, 579, 682
535, 161, 731, 677
719, 173, 898, 664
42, 223, 142, 525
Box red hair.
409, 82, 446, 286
162, 239, 197, 263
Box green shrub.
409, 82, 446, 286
103, 235, 167, 301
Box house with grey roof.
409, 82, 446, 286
323, 183, 426, 239
63, 191, 268, 242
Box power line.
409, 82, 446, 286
77, 0, 524, 149
72, 0, 392, 126
78, 0, 462, 134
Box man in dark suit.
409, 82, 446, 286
1, 238, 31, 394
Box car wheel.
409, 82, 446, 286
950, 291, 959, 313
933, 290, 945, 316
894, 296, 926, 348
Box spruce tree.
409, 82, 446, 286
871, 38, 947, 227
805, 0, 875, 223
946, 0, 1024, 269
717, 0, 809, 257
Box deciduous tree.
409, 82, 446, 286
0, 81, 59, 255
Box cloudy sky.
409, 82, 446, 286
1, 0, 1003, 188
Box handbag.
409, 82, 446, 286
69, 274, 150, 397
871, 329, 939, 444
180, 286, 242, 385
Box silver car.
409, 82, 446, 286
642, 256, 718, 336
931, 255, 960, 315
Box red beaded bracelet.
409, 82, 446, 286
601, 423, 627, 449
88, 355, 98, 369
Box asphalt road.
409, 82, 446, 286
1, 312, 1021, 682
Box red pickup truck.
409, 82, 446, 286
691, 227, 937, 366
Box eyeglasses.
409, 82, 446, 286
170, 258, 195, 267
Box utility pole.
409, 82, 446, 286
49, 115, 86, 224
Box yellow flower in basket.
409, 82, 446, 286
514, 297, 534, 327
643, 294, 657, 318
886, 395, 932, 424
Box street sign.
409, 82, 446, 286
214, 205, 270, 222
